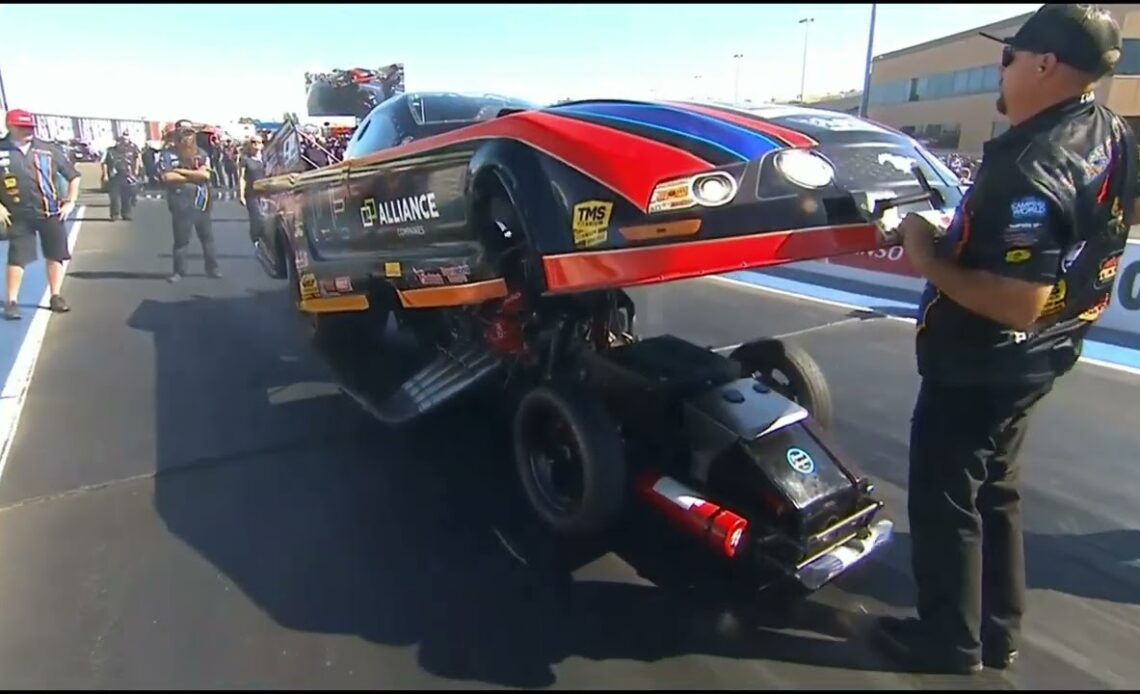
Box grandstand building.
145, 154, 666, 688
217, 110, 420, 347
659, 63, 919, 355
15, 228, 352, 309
808, 5, 1140, 154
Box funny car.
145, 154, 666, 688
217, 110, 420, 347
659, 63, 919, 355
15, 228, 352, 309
252, 93, 962, 594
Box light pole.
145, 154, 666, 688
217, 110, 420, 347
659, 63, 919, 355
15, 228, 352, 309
0, 62, 9, 111
733, 53, 744, 104
859, 4, 878, 118
798, 17, 814, 103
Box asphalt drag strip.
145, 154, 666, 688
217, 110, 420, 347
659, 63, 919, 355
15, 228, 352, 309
0, 193, 1136, 689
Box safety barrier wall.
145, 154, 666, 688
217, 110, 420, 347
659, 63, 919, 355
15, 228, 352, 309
777, 240, 1140, 337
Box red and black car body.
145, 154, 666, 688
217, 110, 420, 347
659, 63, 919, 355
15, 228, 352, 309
254, 92, 962, 313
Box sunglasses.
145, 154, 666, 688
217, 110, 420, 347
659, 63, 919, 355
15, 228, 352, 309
1001, 44, 1016, 67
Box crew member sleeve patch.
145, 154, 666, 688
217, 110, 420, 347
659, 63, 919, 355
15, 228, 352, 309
969, 186, 1065, 285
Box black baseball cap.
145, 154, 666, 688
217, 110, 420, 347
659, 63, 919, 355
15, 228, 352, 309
980, 4, 1122, 77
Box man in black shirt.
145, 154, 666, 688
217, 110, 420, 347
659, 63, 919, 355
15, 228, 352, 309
0, 109, 81, 319
237, 135, 267, 244
156, 127, 221, 282
874, 4, 1136, 674
102, 133, 141, 221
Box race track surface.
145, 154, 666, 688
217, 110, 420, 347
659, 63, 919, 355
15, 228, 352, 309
0, 190, 1138, 689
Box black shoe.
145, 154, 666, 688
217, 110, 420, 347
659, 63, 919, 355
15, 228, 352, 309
48, 295, 70, 313
983, 645, 1018, 669
872, 617, 983, 675
168, 273, 182, 283
122, 214, 132, 221
4, 301, 21, 321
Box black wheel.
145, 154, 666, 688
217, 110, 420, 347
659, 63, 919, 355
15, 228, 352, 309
513, 382, 627, 537
729, 339, 834, 430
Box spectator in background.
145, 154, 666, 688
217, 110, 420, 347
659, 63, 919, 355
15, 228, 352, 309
237, 135, 266, 244
102, 133, 141, 221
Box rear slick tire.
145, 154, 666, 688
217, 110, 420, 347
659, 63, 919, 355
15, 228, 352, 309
513, 382, 627, 537
729, 339, 834, 430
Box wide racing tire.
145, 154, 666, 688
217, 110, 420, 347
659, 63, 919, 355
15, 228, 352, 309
729, 339, 834, 430
512, 382, 627, 537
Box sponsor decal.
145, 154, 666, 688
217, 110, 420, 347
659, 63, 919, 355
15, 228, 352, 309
1040, 279, 1067, 317
876, 153, 916, 175
1082, 140, 1111, 182
786, 114, 884, 133
3, 176, 16, 190
1002, 222, 1044, 246
395, 225, 426, 237
1097, 254, 1120, 286
299, 272, 320, 300
1061, 241, 1086, 273
1005, 248, 1031, 264
412, 268, 445, 286
1010, 196, 1047, 220
1109, 197, 1127, 237
1079, 294, 1111, 322
334, 276, 353, 293
786, 447, 815, 475
294, 249, 310, 269
359, 193, 440, 228
571, 200, 613, 248
383, 261, 402, 278
439, 263, 470, 284
648, 179, 696, 214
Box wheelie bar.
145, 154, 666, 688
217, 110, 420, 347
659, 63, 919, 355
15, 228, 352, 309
634, 471, 749, 560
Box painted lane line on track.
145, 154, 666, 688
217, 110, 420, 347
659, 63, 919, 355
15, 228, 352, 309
0, 207, 86, 484
703, 272, 1140, 379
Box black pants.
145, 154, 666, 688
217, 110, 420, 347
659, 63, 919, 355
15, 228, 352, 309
245, 198, 265, 243
170, 207, 218, 276
108, 177, 136, 219
908, 377, 1054, 661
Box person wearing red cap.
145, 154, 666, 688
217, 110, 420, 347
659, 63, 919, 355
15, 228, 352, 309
875, 4, 1137, 675
0, 108, 80, 319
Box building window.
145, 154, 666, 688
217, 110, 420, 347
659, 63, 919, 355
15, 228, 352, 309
869, 63, 1001, 106
1117, 38, 1140, 75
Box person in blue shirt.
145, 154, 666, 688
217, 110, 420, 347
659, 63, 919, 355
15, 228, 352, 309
156, 127, 220, 282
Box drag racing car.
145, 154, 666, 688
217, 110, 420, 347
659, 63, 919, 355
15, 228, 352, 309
252, 93, 963, 594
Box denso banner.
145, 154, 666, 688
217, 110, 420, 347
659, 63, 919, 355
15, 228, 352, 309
798, 240, 1140, 337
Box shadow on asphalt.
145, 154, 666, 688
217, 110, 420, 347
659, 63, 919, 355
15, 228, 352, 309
121, 289, 1135, 687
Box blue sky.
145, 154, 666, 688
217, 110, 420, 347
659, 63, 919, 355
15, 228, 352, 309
0, 3, 1041, 124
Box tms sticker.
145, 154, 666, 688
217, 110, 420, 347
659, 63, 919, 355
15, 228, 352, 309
299, 272, 319, 300
1005, 248, 1031, 264
572, 200, 613, 248
383, 261, 402, 278
1010, 196, 1047, 220
786, 447, 815, 475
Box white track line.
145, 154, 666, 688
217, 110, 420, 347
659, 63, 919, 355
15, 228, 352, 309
702, 274, 1140, 379
0, 207, 86, 483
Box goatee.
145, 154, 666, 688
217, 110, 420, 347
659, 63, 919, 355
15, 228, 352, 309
996, 94, 1007, 115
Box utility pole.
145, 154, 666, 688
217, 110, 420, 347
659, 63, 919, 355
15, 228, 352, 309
859, 4, 878, 118
798, 17, 814, 103
733, 53, 744, 104
0, 62, 9, 111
